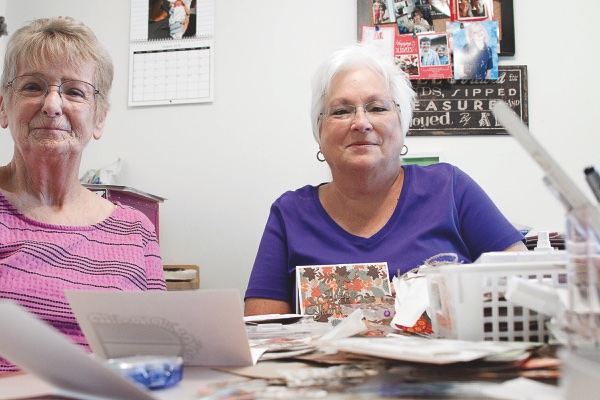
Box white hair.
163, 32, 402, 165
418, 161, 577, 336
310, 43, 416, 143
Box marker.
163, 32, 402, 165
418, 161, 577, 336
584, 166, 600, 203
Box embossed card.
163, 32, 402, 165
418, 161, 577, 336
65, 290, 255, 366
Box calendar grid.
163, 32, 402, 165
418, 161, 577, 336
128, 0, 214, 106
131, 46, 211, 105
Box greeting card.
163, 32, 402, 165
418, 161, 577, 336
395, 32, 452, 80
296, 262, 391, 324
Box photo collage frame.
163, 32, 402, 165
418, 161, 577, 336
358, 0, 514, 80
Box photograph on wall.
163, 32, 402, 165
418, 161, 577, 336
396, 14, 412, 33
359, 0, 515, 57
430, 0, 451, 18
361, 25, 397, 64
395, 33, 452, 80
408, 6, 434, 33
394, 33, 420, 77
395, 53, 420, 77
451, 0, 494, 22
393, 0, 416, 23
393, 0, 408, 19
372, 0, 394, 24
394, 1, 435, 34
447, 20, 498, 80
148, 0, 198, 40
419, 34, 444, 65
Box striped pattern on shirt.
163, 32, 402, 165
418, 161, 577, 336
0, 192, 166, 374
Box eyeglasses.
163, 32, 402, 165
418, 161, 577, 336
320, 99, 399, 123
6, 75, 99, 103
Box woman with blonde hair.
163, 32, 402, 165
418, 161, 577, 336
457, 22, 493, 79
0, 16, 165, 374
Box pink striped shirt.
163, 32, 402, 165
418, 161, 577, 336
0, 192, 166, 374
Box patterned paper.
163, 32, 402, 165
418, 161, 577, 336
296, 263, 391, 324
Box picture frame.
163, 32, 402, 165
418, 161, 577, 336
495, 0, 514, 56
357, 0, 515, 57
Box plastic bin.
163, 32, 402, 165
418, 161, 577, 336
425, 261, 567, 342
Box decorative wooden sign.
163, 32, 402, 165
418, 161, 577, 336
408, 65, 528, 136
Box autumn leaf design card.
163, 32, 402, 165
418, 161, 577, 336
296, 263, 391, 324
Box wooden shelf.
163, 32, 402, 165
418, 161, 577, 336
163, 264, 199, 290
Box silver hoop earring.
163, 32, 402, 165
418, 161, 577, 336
316, 150, 326, 162
400, 145, 408, 156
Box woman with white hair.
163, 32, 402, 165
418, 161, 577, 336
244, 43, 525, 316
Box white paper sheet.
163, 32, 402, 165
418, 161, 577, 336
0, 301, 156, 400
66, 290, 255, 367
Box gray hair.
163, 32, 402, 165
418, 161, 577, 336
310, 43, 416, 143
1, 16, 114, 120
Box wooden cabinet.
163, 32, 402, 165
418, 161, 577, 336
84, 184, 165, 241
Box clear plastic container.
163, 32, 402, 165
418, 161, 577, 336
565, 206, 600, 351
106, 355, 183, 390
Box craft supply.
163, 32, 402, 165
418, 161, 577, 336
106, 356, 183, 390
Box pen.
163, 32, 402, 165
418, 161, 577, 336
584, 166, 600, 203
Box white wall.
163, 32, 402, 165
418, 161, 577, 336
1, 1, 598, 298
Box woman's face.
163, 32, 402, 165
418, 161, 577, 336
459, 1, 470, 15
471, 26, 486, 45
0, 60, 106, 161
318, 67, 404, 176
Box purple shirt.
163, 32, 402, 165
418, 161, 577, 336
245, 163, 523, 308
0, 192, 166, 374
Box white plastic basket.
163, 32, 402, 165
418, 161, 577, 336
426, 261, 567, 342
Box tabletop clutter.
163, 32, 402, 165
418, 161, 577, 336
181, 236, 581, 399
0, 229, 593, 399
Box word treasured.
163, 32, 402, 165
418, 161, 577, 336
408, 66, 528, 136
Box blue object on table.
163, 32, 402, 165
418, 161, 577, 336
106, 356, 184, 390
